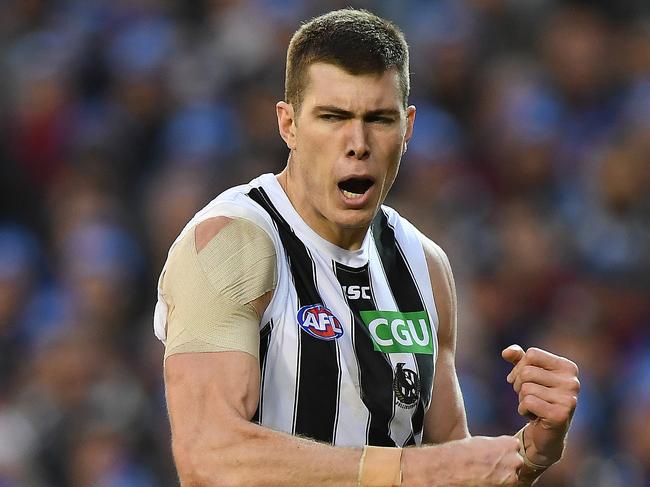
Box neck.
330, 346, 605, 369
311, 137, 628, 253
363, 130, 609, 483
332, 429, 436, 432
277, 168, 369, 251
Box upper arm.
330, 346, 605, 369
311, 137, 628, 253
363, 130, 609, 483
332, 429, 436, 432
165, 350, 260, 480
418, 234, 470, 444
162, 216, 276, 476
161, 219, 369, 486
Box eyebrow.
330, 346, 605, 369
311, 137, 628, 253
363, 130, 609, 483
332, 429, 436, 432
313, 105, 401, 118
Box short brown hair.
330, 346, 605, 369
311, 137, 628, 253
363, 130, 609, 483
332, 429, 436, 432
285, 9, 410, 113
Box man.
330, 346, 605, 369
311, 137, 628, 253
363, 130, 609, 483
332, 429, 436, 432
154, 9, 580, 486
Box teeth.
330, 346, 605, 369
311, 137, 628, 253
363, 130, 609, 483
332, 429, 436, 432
342, 189, 363, 199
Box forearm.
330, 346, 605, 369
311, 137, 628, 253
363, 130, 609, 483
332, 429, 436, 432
173, 418, 361, 486
402, 444, 454, 487
174, 418, 490, 487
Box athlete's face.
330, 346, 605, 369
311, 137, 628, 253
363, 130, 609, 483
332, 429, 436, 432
276, 63, 416, 249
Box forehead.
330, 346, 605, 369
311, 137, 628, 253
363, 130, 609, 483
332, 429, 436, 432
301, 62, 402, 112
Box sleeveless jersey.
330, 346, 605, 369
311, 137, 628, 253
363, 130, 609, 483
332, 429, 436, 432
154, 173, 439, 447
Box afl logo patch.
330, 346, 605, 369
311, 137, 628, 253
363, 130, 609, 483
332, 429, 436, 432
297, 304, 344, 341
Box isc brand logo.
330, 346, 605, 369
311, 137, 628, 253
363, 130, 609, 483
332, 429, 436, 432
297, 304, 344, 341
359, 310, 433, 355
342, 285, 371, 300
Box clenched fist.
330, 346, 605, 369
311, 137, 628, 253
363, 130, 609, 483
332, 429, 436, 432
502, 345, 580, 467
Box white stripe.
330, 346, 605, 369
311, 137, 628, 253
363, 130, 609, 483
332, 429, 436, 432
332, 337, 342, 444
260, 269, 300, 436
257, 320, 273, 424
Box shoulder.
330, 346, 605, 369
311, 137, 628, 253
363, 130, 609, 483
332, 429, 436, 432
179, 173, 279, 251
166, 216, 277, 288
374, 205, 455, 316
377, 205, 452, 281
416, 232, 453, 291
414, 230, 457, 343
195, 216, 236, 252
374, 205, 452, 287
193, 217, 276, 265
163, 216, 277, 319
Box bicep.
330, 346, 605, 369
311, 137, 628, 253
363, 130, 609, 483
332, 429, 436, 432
165, 351, 260, 435
419, 235, 470, 444
164, 351, 260, 477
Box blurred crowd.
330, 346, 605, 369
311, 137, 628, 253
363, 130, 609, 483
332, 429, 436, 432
0, 0, 648, 485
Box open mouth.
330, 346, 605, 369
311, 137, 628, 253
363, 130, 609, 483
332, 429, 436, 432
338, 178, 374, 200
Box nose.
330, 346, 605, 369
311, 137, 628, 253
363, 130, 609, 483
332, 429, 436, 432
345, 120, 370, 160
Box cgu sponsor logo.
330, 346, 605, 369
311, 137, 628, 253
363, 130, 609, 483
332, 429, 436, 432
297, 304, 344, 341
359, 310, 433, 354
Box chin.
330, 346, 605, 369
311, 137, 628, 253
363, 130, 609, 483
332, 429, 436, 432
335, 209, 376, 229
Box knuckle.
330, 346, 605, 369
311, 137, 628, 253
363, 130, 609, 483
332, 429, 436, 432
526, 347, 542, 360
521, 394, 535, 407
520, 382, 535, 396
571, 376, 581, 393
520, 365, 533, 381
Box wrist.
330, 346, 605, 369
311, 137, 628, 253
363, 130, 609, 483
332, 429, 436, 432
358, 445, 402, 487
402, 443, 460, 487
516, 425, 560, 470
401, 447, 424, 487
401, 445, 439, 487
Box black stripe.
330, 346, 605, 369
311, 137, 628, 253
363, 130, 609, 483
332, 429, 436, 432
372, 209, 434, 442
334, 261, 395, 447
247, 187, 340, 444
253, 320, 273, 424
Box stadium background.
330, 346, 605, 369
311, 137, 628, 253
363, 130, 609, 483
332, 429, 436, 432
0, 0, 648, 485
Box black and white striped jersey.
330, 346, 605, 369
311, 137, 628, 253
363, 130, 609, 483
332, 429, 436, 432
154, 173, 440, 447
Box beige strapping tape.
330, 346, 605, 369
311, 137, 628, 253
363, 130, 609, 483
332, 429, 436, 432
515, 426, 551, 472
358, 446, 402, 487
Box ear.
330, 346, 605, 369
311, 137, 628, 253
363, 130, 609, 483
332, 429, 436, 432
276, 101, 297, 150
403, 105, 416, 154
